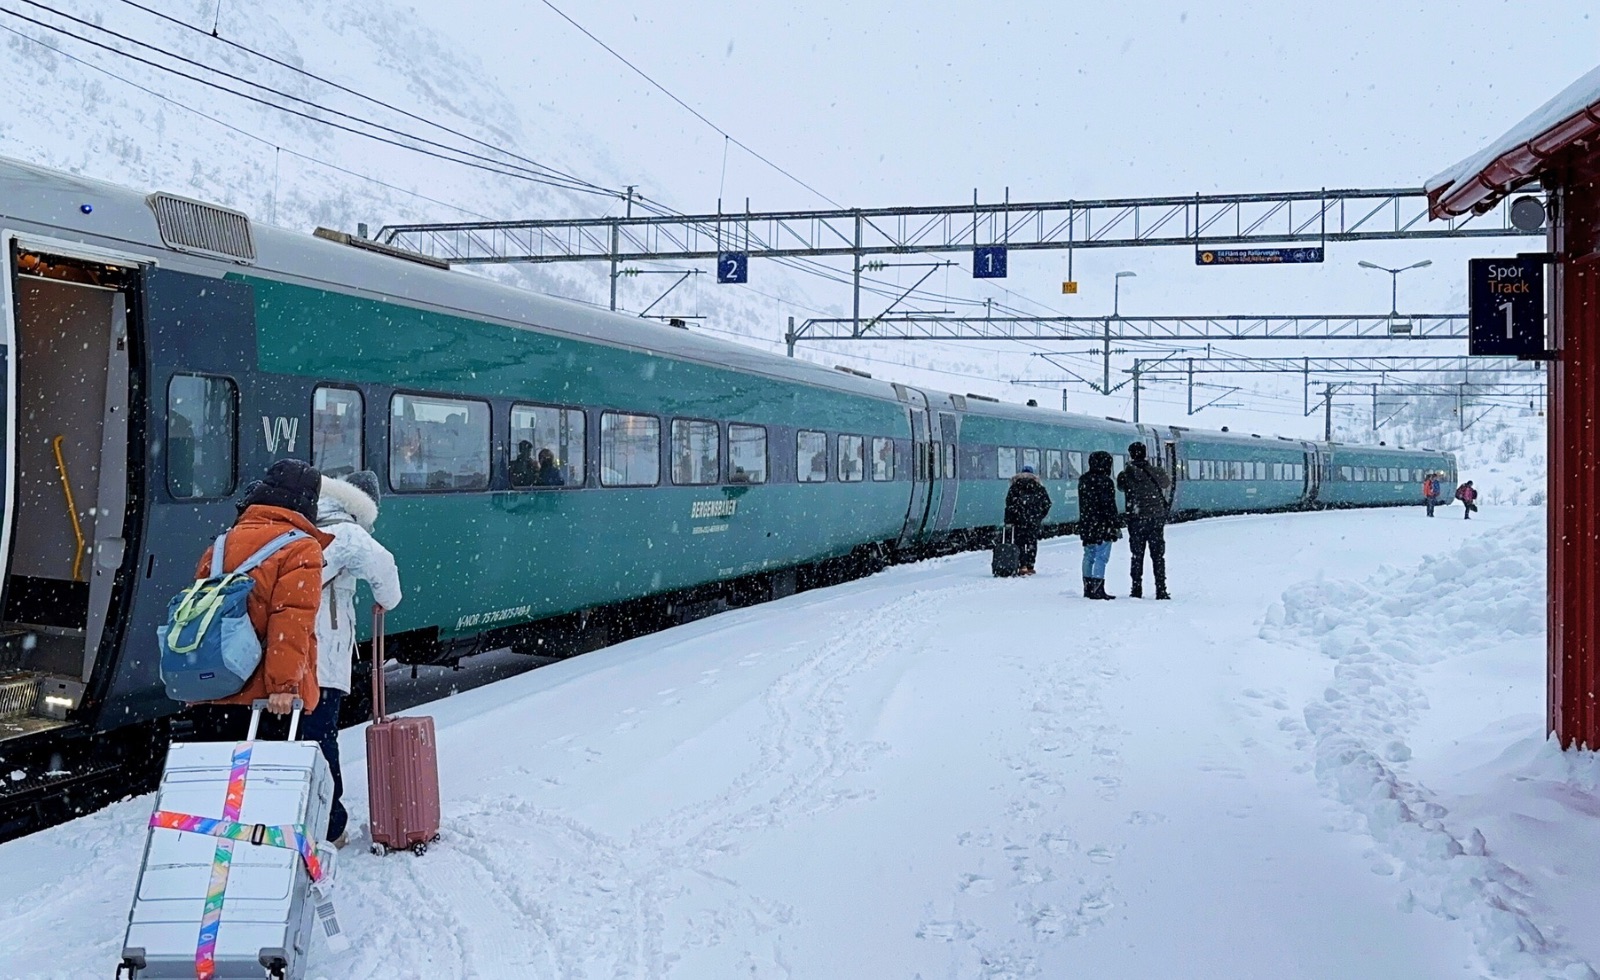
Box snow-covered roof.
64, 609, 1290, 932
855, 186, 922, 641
1426, 63, 1600, 218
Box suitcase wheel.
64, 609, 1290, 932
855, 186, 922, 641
369, 842, 388, 857
410, 840, 429, 856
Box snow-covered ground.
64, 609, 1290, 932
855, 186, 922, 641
3, 506, 1595, 979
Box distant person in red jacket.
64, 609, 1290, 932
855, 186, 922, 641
1422, 473, 1443, 517
1455, 480, 1479, 520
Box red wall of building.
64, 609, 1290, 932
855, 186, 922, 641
1549, 151, 1600, 748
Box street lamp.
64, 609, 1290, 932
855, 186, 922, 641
1113, 270, 1137, 317
1358, 259, 1432, 314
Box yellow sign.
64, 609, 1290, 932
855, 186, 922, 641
1061, 281, 1079, 294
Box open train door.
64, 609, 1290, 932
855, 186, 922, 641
0, 240, 141, 736
896, 388, 934, 548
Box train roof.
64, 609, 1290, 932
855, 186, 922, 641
0, 157, 914, 406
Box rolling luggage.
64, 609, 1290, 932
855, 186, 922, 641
365, 607, 441, 856
120, 700, 340, 980
992, 525, 1021, 578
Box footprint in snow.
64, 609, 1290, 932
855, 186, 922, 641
1087, 845, 1118, 864
656, 687, 677, 696
1039, 832, 1077, 855
956, 874, 995, 895
915, 918, 978, 943
1126, 810, 1167, 826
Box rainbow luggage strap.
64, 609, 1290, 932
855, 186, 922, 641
148, 744, 324, 980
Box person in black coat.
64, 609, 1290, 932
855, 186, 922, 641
1076, 450, 1121, 599
1117, 442, 1173, 599
1003, 466, 1052, 575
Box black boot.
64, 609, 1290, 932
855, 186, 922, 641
1129, 581, 1143, 599
1083, 577, 1095, 599
1092, 578, 1117, 600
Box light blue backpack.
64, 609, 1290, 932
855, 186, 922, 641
158, 529, 310, 703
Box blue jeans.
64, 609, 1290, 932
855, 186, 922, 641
300, 687, 347, 841
1082, 541, 1112, 578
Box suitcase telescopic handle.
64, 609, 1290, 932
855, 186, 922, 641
371, 605, 387, 724
247, 698, 306, 741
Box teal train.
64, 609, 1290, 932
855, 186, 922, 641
0, 158, 1455, 836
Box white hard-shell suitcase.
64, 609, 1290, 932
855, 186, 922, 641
119, 701, 339, 980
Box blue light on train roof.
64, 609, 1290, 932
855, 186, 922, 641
79, 203, 92, 214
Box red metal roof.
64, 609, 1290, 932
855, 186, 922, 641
1427, 64, 1600, 218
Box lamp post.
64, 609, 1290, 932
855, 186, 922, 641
1358, 259, 1432, 315
1107, 271, 1136, 392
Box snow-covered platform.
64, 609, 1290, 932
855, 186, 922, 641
3, 508, 1596, 979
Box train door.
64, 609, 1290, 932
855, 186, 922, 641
896, 394, 933, 547
1304, 445, 1322, 504
0, 243, 141, 735
932, 411, 960, 532
1163, 438, 1180, 509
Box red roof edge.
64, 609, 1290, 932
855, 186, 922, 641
1430, 100, 1600, 219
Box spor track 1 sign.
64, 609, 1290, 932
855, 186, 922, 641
1468, 257, 1545, 357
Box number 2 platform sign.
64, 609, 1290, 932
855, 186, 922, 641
1469, 257, 1545, 357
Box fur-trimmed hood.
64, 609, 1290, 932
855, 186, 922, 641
1010, 471, 1040, 484
318, 475, 378, 531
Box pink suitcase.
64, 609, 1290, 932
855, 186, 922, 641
365, 607, 441, 855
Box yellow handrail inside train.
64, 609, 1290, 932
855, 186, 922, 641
51, 435, 86, 583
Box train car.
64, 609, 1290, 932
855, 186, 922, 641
1319, 444, 1455, 509
0, 156, 1454, 837
1167, 428, 1314, 516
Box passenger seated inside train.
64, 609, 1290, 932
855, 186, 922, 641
510, 440, 537, 487
535, 448, 564, 486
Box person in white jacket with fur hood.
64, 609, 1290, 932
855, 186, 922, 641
302, 470, 402, 845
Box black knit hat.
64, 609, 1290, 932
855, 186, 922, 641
1128, 442, 1148, 460
239, 458, 322, 524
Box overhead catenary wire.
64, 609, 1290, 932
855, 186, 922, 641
110, 0, 611, 198
0, 21, 494, 220
535, 0, 844, 209
0, 2, 620, 196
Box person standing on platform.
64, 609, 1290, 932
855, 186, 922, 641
1423, 472, 1443, 517
1455, 479, 1479, 520
1004, 464, 1052, 576
188, 460, 332, 736
1077, 451, 1121, 600
1117, 443, 1173, 600
307, 470, 403, 846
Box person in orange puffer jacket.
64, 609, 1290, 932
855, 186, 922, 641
188, 459, 334, 739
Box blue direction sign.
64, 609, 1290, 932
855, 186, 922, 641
717, 252, 749, 284
1196, 247, 1325, 266
974, 246, 1008, 279
1469, 257, 1545, 357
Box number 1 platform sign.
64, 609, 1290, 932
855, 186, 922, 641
1469, 257, 1545, 357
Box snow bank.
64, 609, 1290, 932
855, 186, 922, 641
1264, 513, 1596, 979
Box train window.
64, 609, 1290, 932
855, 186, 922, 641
1022, 448, 1041, 473
167, 373, 237, 500
600, 412, 661, 487
872, 437, 895, 481
1067, 451, 1085, 479
838, 434, 865, 482
1113, 454, 1125, 474
389, 393, 490, 491
670, 419, 721, 486
998, 447, 1017, 479
1224, 460, 1239, 480
1255, 462, 1267, 480
1271, 462, 1281, 480
1339, 465, 1352, 481
510, 404, 585, 488
729, 424, 767, 484
798, 430, 828, 483
1045, 450, 1064, 480
943, 443, 957, 479
1188, 460, 1202, 481
311, 386, 363, 477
